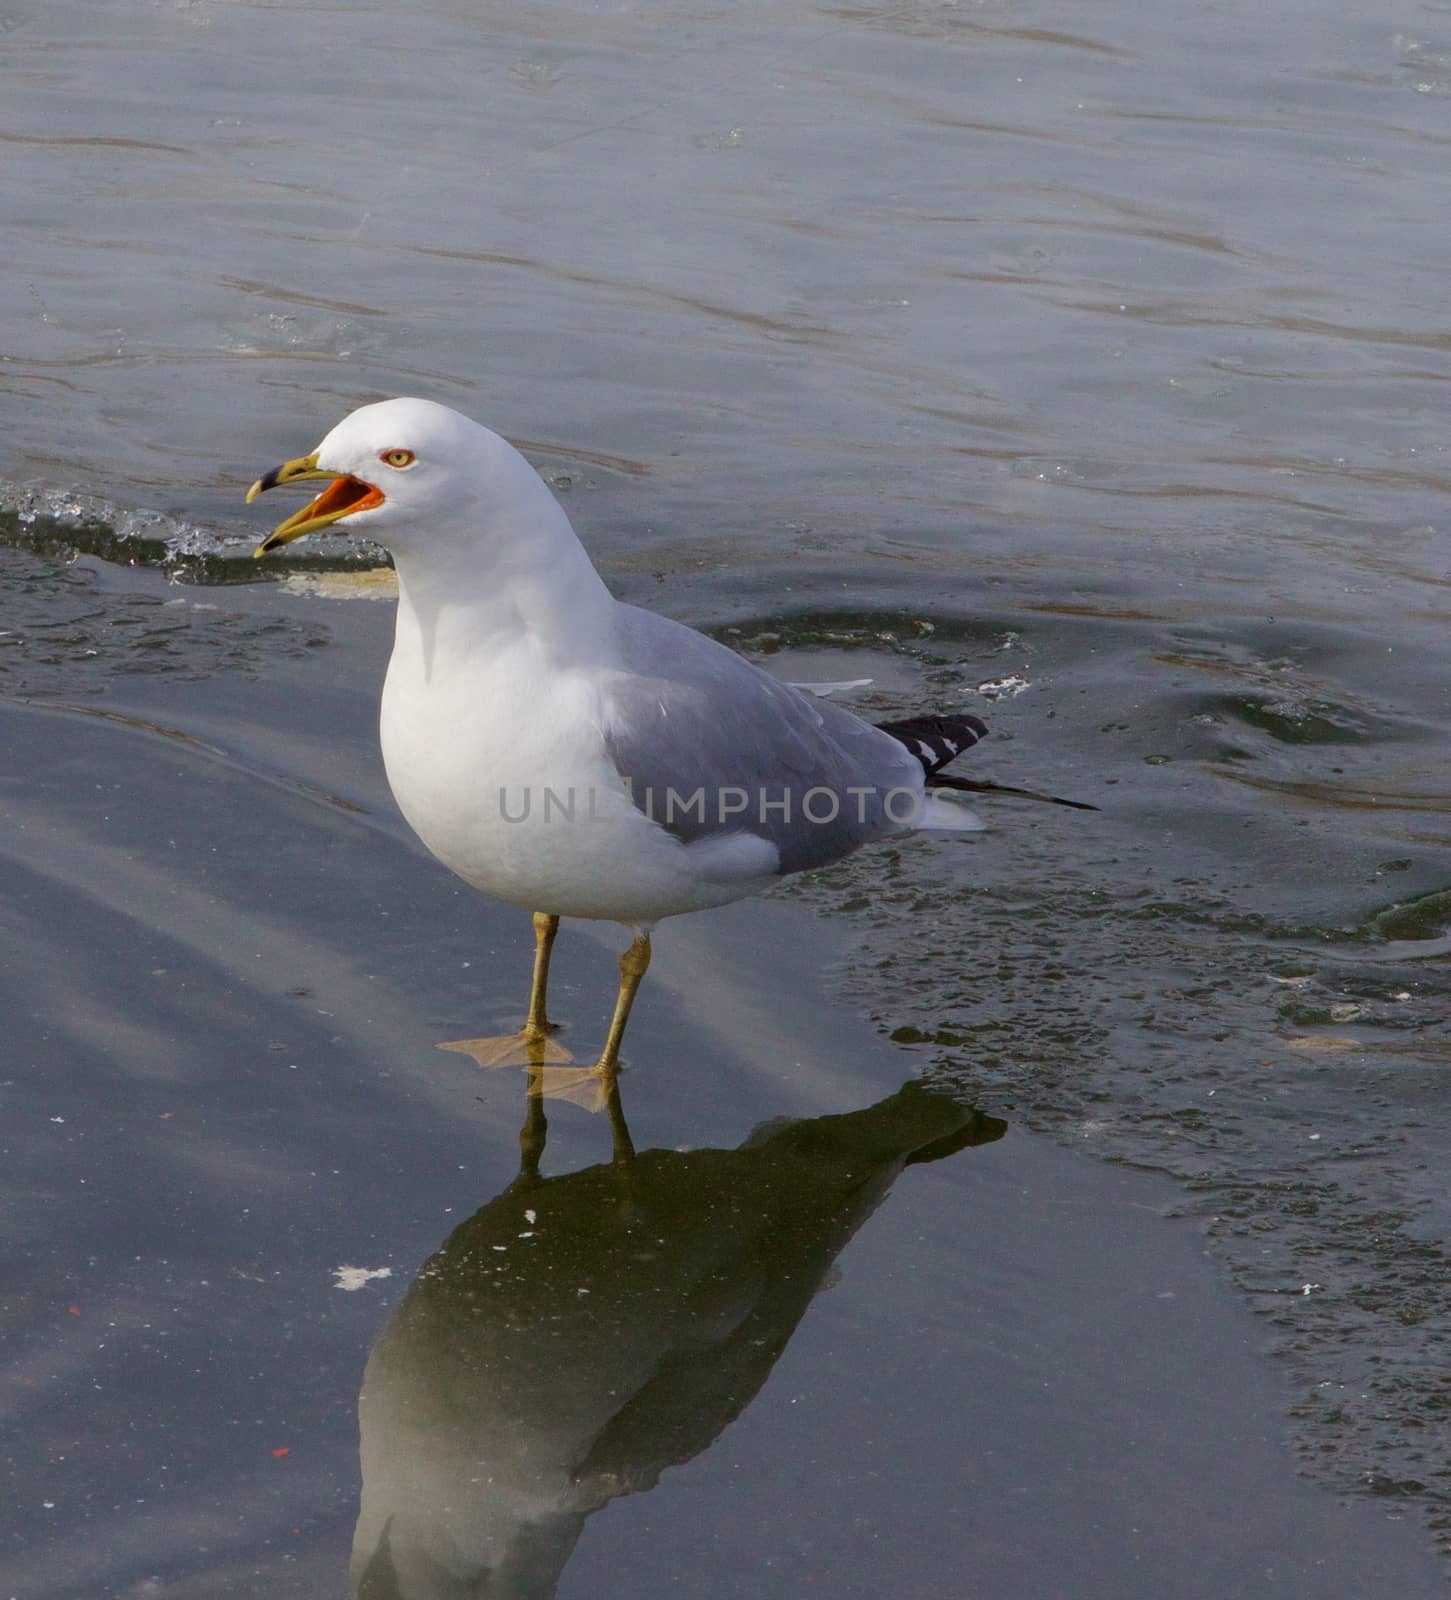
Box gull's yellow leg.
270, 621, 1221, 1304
483, 929, 650, 1108
438, 912, 574, 1068
597, 929, 651, 1073
524, 910, 562, 1036
521, 930, 652, 1110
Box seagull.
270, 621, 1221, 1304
246, 398, 1088, 1085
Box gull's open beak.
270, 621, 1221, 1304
246, 451, 385, 558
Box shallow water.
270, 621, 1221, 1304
4, 554, 1446, 1598
5, 0, 1451, 1589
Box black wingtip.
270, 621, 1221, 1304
928, 773, 1099, 812
876, 714, 990, 776
876, 711, 1096, 811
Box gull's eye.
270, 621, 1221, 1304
379, 448, 416, 469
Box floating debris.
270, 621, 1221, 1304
333, 1265, 393, 1292
971, 675, 1031, 700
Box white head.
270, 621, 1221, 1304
246, 397, 564, 561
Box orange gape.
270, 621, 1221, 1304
304, 474, 385, 522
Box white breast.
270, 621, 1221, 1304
379, 625, 774, 925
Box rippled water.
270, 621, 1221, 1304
6, 0, 1451, 1588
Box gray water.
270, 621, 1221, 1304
5, 0, 1451, 1592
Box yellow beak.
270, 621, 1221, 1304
246, 452, 384, 557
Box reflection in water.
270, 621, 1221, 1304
351, 1077, 1005, 1598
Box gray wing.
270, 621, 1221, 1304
599, 605, 924, 875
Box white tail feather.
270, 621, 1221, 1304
917, 794, 987, 832
789, 678, 874, 698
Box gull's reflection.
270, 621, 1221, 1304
351, 1074, 1005, 1599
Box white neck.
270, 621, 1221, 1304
386, 450, 618, 676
